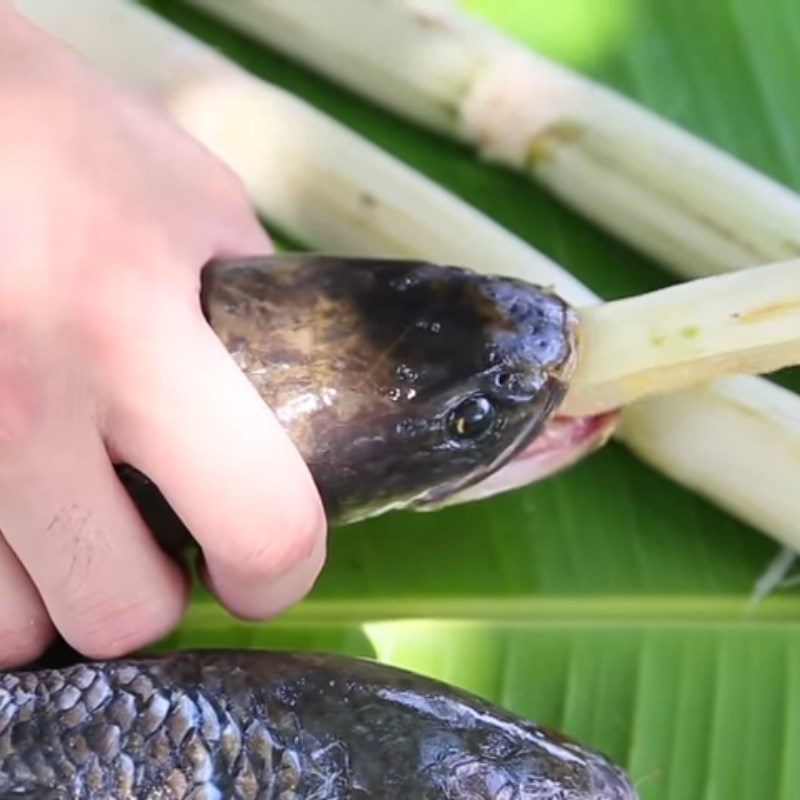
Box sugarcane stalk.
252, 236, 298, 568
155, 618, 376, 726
565, 259, 800, 416
179, 0, 800, 280
19, 0, 800, 554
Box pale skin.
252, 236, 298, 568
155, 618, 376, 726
0, 6, 327, 667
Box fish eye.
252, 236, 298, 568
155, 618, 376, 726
447, 395, 497, 441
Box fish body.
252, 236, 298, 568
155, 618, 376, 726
119, 255, 579, 545
0, 650, 636, 799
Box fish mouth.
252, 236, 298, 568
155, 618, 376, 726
414, 309, 615, 513
426, 411, 618, 509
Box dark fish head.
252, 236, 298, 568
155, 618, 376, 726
203, 256, 578, 525
360, 684, 638, 799
428, 721, 638, 799
277, 651, 638, 799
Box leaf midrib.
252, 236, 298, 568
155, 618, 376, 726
182, 594, 800, 626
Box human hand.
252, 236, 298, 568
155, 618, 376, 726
0, 8, 326, 667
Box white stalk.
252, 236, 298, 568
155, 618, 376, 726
15, 0, 594, 306
566, 260, 800, 416
179, 0, 800, 280
19, 0, 800, 553
618, 377, 800, 557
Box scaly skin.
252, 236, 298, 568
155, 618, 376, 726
0, 650, 636, 799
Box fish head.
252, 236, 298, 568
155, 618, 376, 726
434, 721, 638, 799
230, 651, 637, 800
400, 704, 637, 799
282, 259, 579, 523
338, 660, 638, 799
203, 256, 607, 526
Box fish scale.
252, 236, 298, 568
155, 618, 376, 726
0, 650, 636, 799
0, 662, 333, 798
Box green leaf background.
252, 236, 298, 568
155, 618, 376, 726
139, 2, 800, 797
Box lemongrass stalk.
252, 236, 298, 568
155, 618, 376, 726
20, 0, 800, 552
565, 260, 800, 416
619, 377, 800, 550
181, 0, 800, 280
14, 0, 595, 307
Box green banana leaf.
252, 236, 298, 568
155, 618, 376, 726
141, 1, 800, 797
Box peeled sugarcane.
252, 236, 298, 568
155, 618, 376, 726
18, 0, 800, 554
564, 260, 800, 416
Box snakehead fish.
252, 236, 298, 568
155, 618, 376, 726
117, 254, 607, 548
0, 649, 637, 799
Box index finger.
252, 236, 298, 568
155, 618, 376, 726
107, 311, 327, 620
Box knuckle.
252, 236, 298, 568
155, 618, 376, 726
221, 500, 326, 583
277, 542, 326, 607
67, 272, 149, 355
61, 242, 194, 357
210, 170, 269, 250
49, 506, 105, 595
207, 157, 248, 199
0, 342, 45, 457
0, 382, 43, 456
0, 619, 54, 668
43, 507, 186, 658
65, 591, 184, 660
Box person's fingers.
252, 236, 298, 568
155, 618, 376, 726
0, 428, 189, 659
182, 159, 271, 262
0, 533, 55, 667
108, 309, 327, 621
